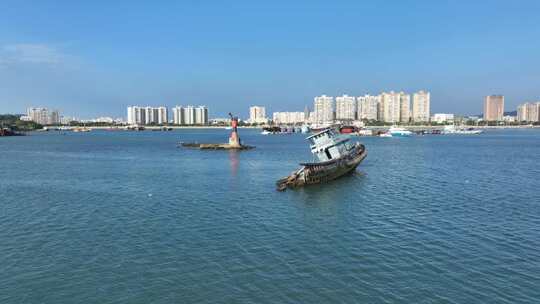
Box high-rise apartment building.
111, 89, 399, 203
127, 106, 168, 125
412, 90, 430, 122
483, 95, 504, 121
170, 105, 208, 125
184, 106, 196, 125
357, 95, 380, 121
157, 106, 168, 124
144, 106, 156, 125
399, 92, 411, 123
26, 107, 60, 125
313, 95, 334, 123
195, 106, 209, 125
380, 91, 401, 123
335, 95, 357, 121
248, 106, 267, 124
272, 112, 305, 124
517, 102, 540, 122
172, 106, 184, 125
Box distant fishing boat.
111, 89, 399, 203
388, 126, 413, 137
339, 125, 359, 134
443, 125, 483, 135
72, 127, 91, 133
276, 128, 367, 191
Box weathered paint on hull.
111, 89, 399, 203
277, 144, 367, 191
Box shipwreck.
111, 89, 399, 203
276, 128, 366, 191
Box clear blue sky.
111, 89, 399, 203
1, 0, 539, 118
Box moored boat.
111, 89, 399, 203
388, 126, 413, 137
443, 125, 483, 134
72, 127, 91, 132
339, 125, 359, 134
276, 128, 367, 191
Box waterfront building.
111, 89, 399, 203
134, 107, 145, 125
144, 106, 156, 125
335, 95, 356, 121
483, 95, 504, 121
128, 106, 169, 125
248, 106, 267, 124
412, 90, 431, 122
357, 94, 380, 121
272, 112, 306, 124
502, 115, 516, 123
304, 106, 310, 122
517, 102, 540, 122
380, 91, 401, 123
431, 113, 455, 124
157, 107, 168, 125
195, 106, 209, 125
184, 106, 196, 125
517, 104, 526, 121
170, 105, 208, 125
399, 92, 411, 123
172, 106, 185, 125
313, 95, 334, 123
26, 107, 60, 125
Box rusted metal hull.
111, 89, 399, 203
276, 143, 367, 191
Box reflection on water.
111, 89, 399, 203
2, 129, 540, 303
229, 150, 239, 176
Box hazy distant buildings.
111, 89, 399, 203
127, 106, 168, 125
157, 107, 168, 124
483, 95, 504, 121
399, 92, 411, 123
172, 106, 184, 125
335, 95, 356, 121
248, 106, 267, 124
170, 105, 208, 125
314, 95, 334, 123
412, 90, 430, 122
357, 95, 380, 121
273, 112, 305, 124
26, 107, 60, 125
517, 102, 540, 122
431, 113, 455, 124
380, 92, 401, 123
195, 106, 209, 125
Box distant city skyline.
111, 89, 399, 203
1, 1, 540, 117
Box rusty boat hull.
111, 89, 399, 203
276, 143, 367, 191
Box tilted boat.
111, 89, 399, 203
276, 128, 367, 191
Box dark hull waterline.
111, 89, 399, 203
276, 143, 367, 191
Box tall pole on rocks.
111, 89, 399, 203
228, 113, 241, 147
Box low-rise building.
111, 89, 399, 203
273, 112, 305, 124
431, 113, 455, 124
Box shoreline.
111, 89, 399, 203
37, 124, 540, 131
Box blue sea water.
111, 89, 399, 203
1, 128, 539, 303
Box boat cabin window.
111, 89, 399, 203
325, 149, 332, 160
